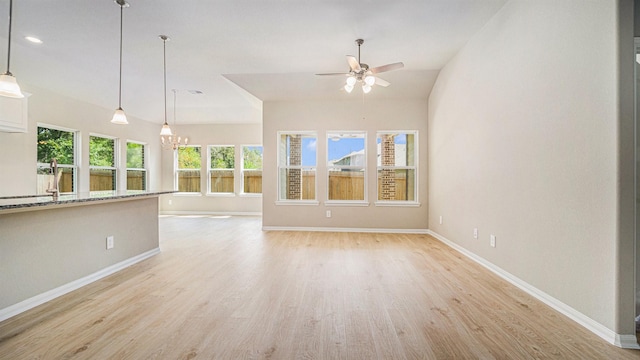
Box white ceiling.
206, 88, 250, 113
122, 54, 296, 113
2, 0, 506, 125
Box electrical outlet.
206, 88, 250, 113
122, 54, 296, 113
106, 236, 114, 250
168, 199, 172, 205
473, 228, 478, 239
439, 216, 443, 225
490, 235, 496, 248
326, 210, 331, 218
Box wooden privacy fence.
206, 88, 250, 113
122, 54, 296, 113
177, 171, 264, 193
37, 170, 409, 199
37, 171, 145, 193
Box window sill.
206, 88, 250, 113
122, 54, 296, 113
275, 200, 319, 206
374, 201, 421, 207
206, 193, 236, 198
173, 192, 203, 197
324, 201, 369, 207
239, 193, 262, 198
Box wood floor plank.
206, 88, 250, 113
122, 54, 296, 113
0, 215, 638, 359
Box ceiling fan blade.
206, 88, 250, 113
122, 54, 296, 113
316, 72, 350, 76
375, 77, 390, 87
346, 56, 361, 72
370, 62, 404, 74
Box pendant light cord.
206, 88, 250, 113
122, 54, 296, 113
5, 0, 13, 75
163, 37, 168, 126
117, 2, 123, 108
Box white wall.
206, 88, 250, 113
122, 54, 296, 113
262, 99, 428, 230
429, 0, 634, 340
0, 83, 162, 196
159, 123, 263, 215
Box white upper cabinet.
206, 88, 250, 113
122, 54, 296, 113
0, 92, 29, 133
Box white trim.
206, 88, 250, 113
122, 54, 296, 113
375, 201, 421, 207
427, 230, 640, 350
205, 192, 236, 197
275, 200, 319, 206
262, 226, 429, 234
324, 201, 370, 207
0, 248, 160, 322
160, 211, 261, 216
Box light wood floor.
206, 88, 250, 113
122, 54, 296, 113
1, 215, 638, 359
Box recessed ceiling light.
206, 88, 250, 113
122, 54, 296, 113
25, 36, 42, 44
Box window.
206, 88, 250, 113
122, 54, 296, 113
208, 146, 235, 194
89, 135, 117, 191
327, 132, 366, 202
241, 145, 263, 195
37, 125, 77, 194
277, 132, 317, 201
126, 141, 146, 191
176, 146, 201, 193
376, 132, 417, 203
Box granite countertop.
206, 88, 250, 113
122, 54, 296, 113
0, 190, 174, 211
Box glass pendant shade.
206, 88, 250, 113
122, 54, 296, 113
362, 84, 372, 94
111, 107, 128, 124
160, 123, 173, 136
346, 76, 357, 86
344, 84, 354, 93
0, 73, 23, 98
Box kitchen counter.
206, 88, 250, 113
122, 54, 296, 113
0, 190, 174, 213
0, 190, 171, 321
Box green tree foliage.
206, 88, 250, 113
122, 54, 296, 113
243, 146, 263, 170
37, 127, 74, 164
179, 147, 201, 169
89, 136, 115, 167
210, 146, 234, 169
127, 143, 144, 168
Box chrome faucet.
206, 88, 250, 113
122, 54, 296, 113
46, 158, 59, 201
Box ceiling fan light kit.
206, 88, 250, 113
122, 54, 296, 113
317, 38, 404, 95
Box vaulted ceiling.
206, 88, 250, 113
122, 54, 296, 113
3, 0, 506, 124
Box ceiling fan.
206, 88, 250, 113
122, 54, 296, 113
316, 38, 404, 94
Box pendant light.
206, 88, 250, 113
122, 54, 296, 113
110, 0, 128, 124
161, 89, 188, 150
0, 0, 23, 98
159, 35, 173, 137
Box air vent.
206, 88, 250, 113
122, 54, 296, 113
187, 90, 203, 95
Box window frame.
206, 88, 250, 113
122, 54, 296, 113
174, 145, 202, 195
89, 133, 118, 192
207, 145, 236, 196
375, 130, 420, 207
240, 144, 263, 197
276, 131, 318, 205
36, 123, 78, 195
325, 131, 368, 206
126, 140, 147, 191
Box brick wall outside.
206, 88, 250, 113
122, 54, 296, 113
380, 134, 396, 200
287, 135, 302, 200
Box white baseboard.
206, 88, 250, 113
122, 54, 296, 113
160, 211, 261, 216
427, 230, 640, 350
262, 226, 429, 234
0, 248, 160, 323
